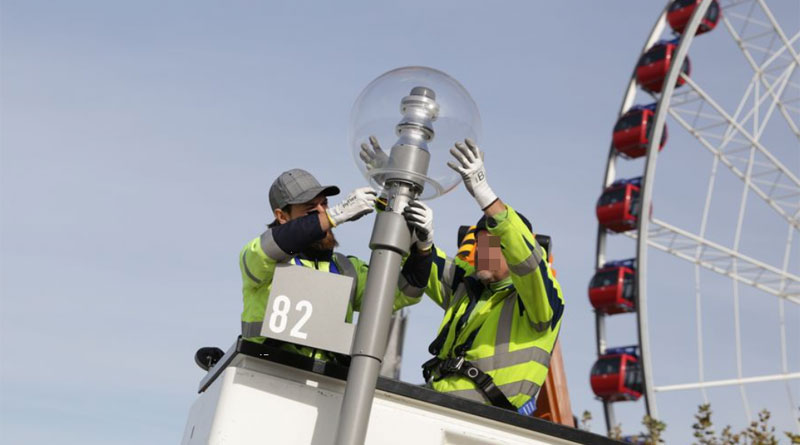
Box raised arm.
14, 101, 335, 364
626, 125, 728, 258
485, 203, 564, 330
240, 212, 327, 287
447, 138, 564, 330
349, 199, 437, 311
347, 246, 433, 313
423, 246, 473, 310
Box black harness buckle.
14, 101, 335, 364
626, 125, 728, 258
440, 357, 465, 374
422, 355, 517, 411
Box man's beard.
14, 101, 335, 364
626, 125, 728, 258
310, 230, 338, 252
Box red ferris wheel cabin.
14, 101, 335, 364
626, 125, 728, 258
589, 259, 636, 315
612, 104, 667, 159
635, 41, 691, 93
590, 346, 644, 402
596, 178, 642, 233
667, 0, 721, 36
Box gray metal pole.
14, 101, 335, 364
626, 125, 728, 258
334, 87, 439, 445
380, 311, 408, 379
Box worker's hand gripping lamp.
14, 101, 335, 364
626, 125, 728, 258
336, 66, 481, 445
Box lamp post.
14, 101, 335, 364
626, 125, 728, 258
334, 86, 439, 445
336, 66, 480, 444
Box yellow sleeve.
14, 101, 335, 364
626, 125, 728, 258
487, 205, 564, 331
347, 255, 424, 312
424, 246, 473, 310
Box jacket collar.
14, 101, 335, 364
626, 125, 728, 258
297, 247, 334, 262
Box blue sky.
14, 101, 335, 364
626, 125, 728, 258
2, 1, 798, 443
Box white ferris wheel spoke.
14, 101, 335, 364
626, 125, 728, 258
721, 0, 800, 138
654, 372, 800, 392
777, 225, 800, 431
625, 218, 800, 303
596, 0, 799, 434
672, 75, 800, 228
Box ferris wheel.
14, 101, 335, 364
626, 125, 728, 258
589, 0, 800, 437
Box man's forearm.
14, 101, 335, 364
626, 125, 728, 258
400, 244, 435, 288
270, 212, 327, 254
483, 198, 505, 217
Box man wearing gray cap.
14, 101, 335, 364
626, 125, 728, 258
238, 168, 434, 362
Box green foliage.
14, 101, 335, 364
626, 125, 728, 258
580, 410, 593, 431
741, 409, 778, 445
642, 415, 667, 444
593, 404, 799, 444
720, 425, 742, 445
609, 422, 623, 441
690, 404, 798, 445
693, 403, 724, 445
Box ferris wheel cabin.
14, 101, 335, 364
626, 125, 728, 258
635, 41, 691, 93
590, 346, 643, 402
612, 104, 667, 159
667, 0, 721, 35
588, 259, 636, 315
596, 178, 642, 233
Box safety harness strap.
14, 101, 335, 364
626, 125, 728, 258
332, 253, 358, 308
422, 356, 516, 411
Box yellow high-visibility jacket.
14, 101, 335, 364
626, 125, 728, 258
239, 213, 428, 361
424, 205, 565, 409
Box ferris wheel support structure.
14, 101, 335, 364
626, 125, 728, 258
596, 0, 727, 433
597, 0, 800, 433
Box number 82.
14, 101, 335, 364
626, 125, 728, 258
267, 295, 313, 340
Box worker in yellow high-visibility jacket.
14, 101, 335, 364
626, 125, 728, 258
419, 139, 565, 414
239, 168, 433, 362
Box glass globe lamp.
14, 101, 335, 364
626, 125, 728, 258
349, 66, 482, 200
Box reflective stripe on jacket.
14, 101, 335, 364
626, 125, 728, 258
424, 205, 565, 408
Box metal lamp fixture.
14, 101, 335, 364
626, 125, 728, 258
336, 66, 480, 445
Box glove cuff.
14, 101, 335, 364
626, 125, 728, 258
326, 207, 344, 227
473, 183, 498, 210
417, 239, 434, 252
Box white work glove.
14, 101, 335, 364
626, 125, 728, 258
447, 138, 498, 210
359, 136, 389, 171
404, 200, 434, 252
326, 187, 377, 227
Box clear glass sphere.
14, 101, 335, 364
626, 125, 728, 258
349, 66, 482, 200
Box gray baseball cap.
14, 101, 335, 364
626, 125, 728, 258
269, 169, 340, 211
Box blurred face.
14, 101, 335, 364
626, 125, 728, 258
275, 194, 338, 251
474, 230, 509, 283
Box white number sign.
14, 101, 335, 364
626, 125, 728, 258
267, 295, 313, 340
261, 265, 356, 355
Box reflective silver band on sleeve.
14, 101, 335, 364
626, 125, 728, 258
508, 245, 544, 277
241, 321, 264, 338
260, 229, 290, 261
241, 251, 263, 284
333, 253, 357, 280
442, 258, 457, 288
398, 274, 425, 299
439, 258, 458, 308
333, 253, 358, 305
439, 281, 451, 308
446, 283, 467, 310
